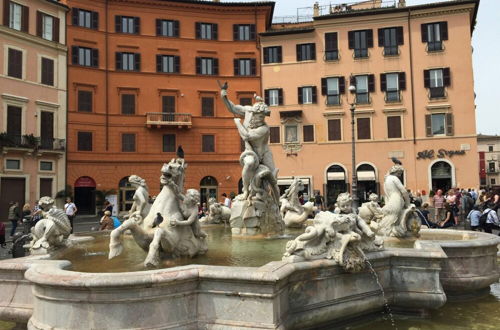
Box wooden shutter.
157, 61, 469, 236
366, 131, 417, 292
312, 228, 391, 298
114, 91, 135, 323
36, 11, 43, 37
380, 73, 386, 91
212, 23, 218, 40
269, 127, 280, 143
122, 134, 136, 152
162, 96, 175, 113
163, 134, 176, 152
156, 54, 162, 72
377, 28, 384, 47
134, 17, 140, 34
387, 116, 401, 139
263, 47, 269, 64
92, 11, 98, 29
339, 77, 345, 94
443, 68, 451, 86
40, 178, 53, 198
195, 22, 201, 38
53, 17, 59, 42
41, 58, 54, 86
195, 57, 201, 74
264, 89, 270, 104
446, 113, 453, 136
115, 52, 122, 70
213, 58, 219, 75
72, 46, 79, 64
174, 56, 180, 73
122, 94, 135, 114
173, 20, 179, 37
7, 105, 22, 137
202, 135, 215, 152
77, 132, 92, 151
321, 78, 327, 95
156, 19, 161, 35
328, 119, 341, 141
21, 4, 28, 32
250, 58, 256, 75
366, 29, 373, 48
421, 24, 428, 42
440, 21, 448, 40
250, 24, 256, 40
201, 97, 214, 117
8, 48, 22, 78
310, 43, 316, 60
277, 46, 282, 63
78, 91, 92, 112
72, 8, 79, 25
134, 53, 140, 71
348, 31, 355, 49
425, 114, 432, 136
278, 88, 283, 105
298, 87, 303, 104
296, 44, 302, 61
396, 26, 404, 45
115, 15, 121, 32
368, 74, 375, 92
233, 59, 239, 75
312, 86, 317, 103
303, 125, 314, 142
399, 72, 406, 90
40, 111, 54, 145
3, 0, 10, 26
91, 48, 98, 67
233, 24, 238, 40
357, 117, 371, 140
423, 70, 430, 88
325, 32, 337, 51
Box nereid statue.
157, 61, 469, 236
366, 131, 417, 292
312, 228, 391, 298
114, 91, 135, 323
221, 84, 283, 236
280, 177, 316, 228
283, 193, 383, 272
124, 174, 151, 224
29, 197, 72, 254
109, 158, 208, 267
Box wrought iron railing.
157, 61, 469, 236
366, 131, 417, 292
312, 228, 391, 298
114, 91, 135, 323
146, 113, 192, 126
0, 133, 65, 150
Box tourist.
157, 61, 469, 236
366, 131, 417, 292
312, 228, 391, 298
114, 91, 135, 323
461, 192, 474, 222
470, 188, 478, 203
417, 203, 437, 228
21, 203, 32, 234
198, 202, 208, 219
432, 189, 445, 222
99, 211, 114, 231
8, 201, 20, 237
64, 197, 78, 233
103, 200, 113, 214
446, 189, 459, 225
32, 201, 42, 225
0, 221, 5, 247
482, 204, 500, 234
314, 191, 324, 211
222, 193, 231, 208
414, 191, 423, 208
438, 203, 455, 228
467, 205, 482, 231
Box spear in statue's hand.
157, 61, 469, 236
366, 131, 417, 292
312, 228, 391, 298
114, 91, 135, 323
217, 80, 228, 91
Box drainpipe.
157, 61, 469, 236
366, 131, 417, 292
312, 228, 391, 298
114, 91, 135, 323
65, 7, 69, 191
408, 9, 416, 145
105, 0, 109, 151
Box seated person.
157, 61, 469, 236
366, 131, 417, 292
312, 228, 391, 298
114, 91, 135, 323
439, 203, 455, 228
100, 211, 114, 231
417, 203, 438, 228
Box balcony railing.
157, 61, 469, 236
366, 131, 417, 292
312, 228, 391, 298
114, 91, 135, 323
146, 112, 192, 128
0, 134, 65, 151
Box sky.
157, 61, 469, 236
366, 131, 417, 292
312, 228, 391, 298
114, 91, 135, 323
231, 0, 498, 135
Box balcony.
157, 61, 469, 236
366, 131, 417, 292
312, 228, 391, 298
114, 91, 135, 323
0, 134, 65, 155
146, 112, 192, 128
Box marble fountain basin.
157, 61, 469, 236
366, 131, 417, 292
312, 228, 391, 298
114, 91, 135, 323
0, 227, 498, 330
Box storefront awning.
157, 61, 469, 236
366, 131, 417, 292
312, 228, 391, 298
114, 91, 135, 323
327, 172, 345, 181
357, 171, 375, 181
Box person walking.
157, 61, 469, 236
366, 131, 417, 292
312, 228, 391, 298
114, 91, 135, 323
222, 193, 231, 208
314, 191, 324, 211
64, 197, 78, 233
8, 202, 20, 237
482, 204, 500, 234
432, 189, 445, 223
21, 203, 32, 234
467, 206, 482, 231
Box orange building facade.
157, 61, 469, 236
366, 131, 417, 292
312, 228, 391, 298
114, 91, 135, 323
66, 0, 273, 213
260, 0, 480, 206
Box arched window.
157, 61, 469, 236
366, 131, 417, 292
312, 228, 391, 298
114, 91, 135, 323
326, 164, 347, 208
431, 161, 452, 192
118, 176, 135, 212
356, 163, 378, 203
200, 176, 218, 205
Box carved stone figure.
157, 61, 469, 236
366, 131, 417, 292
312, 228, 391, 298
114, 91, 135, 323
29, 197, 72, 254
221, 84, 283, 236
109, 158, 208, 267
283, 193, 383, 272
124, 175, 151, 224
378, 160, 421, 237
201, 197, 231, 224
358, 193, 383, 233
280, 177, 316, 228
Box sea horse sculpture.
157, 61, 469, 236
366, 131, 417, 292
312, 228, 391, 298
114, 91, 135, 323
109, 158, 208, 267
280, 177, 316, 228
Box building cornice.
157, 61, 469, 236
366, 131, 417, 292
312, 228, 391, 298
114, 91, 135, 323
2, 94, 29, 103
0, 26, 67, 52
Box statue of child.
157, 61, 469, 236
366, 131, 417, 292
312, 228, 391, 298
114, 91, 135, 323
167, 182, 207, 239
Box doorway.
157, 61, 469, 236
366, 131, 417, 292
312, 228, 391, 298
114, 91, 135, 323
431, 161, 452, 192
357, 164, 378, 203
0, 177, 26, 219
326, 165, 347, 208
74, 176, 96, 215
200, 176, 218, 205
119, 177, 135, 212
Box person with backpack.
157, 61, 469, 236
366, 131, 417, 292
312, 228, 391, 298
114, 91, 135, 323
481, 204, 499, 234
467, 205, 482, 231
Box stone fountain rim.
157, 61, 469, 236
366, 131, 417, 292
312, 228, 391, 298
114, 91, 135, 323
418, 228, 500, 248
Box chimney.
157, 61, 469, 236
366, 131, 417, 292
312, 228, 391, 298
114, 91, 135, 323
313, 2, 320, 17
398, 0, 406, 8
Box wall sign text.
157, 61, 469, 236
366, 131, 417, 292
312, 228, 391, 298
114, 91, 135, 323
417, 149, 466, 160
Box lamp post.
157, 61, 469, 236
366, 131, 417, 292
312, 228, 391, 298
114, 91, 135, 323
348, 80, 359, 212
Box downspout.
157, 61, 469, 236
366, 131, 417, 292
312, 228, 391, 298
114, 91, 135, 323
408, 9, 416, 145
105, 0, 109, 151
65, 7, 69, 191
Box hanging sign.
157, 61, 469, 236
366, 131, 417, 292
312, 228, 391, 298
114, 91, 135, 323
417, 149, 466, 160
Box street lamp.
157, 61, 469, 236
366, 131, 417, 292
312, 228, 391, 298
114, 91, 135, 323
348, 79, 359, 212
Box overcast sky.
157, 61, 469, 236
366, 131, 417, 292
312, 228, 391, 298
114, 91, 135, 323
231, 0, 497, 135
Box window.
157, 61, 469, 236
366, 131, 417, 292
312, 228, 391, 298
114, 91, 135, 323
7, 105, 22, 143
37, 12, 59, 42
285, 126, 298, 143
7, 48, 22, 79
424, 68, 450, 98
7, 1, 28, 32
196, 22, 217, 40
196, 57, 218, 75
357, 117, 371, 140
78, 90, 92, 112
352, 75, 374, 104
233, 24, 255, 40
422, 22, 447, 52
77, 131, 92, 151
40, 161, 53, 171
296, 43, 316, 61
240, 97, 252, 106
263, 46, 282, 64
426, 113, 453, 137
162, 96, 175, 114
116, 52, 140, 71
492, 178, 497, 185
303, 125, 314, 142
265, 89, 283, 106
327, 119, 341, 141
72, 8, 98, 29
115, 16, 140, 34
234, 58, 256, 76
72, 46, 98, 67
41, 58, 54, 86
122, 133, 136, 152
321, 77, 345, 106
378, 27, 403, 56
324, 32, 338, 61
156, 55, 180, 73
381, 72, 405, 102
270, 127, 280, 144
121, 94, 135, 114
163, 134, 176, 152
202, 135, 215, 152
156, 19, 179, 37
40, 111, 54, 149
201, 97, 214, 117
387, 116, 402, 139
488, 162, 496, 172
348, 30, 373, 58
298, 86, 317, 104
6, 159, 20, 170
488, 146, 494, 152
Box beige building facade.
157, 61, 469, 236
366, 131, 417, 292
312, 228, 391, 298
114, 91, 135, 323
0, 0, 68, 213
261, 0, 479, 206
477, 134, 500, 189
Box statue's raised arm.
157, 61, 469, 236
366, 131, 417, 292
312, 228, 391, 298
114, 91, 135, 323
220, 84, 250, 117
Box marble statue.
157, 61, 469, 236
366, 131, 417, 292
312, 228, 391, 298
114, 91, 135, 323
29, 196, 72, 254
378, 159, 421, 237
200, 197, 231, 224
124, 174, 151, 224
280, 177, 316, 228
109, 158, 208, 267
220, 84, 283, 236
283, 193, 383, 272
358, 193, 383, 234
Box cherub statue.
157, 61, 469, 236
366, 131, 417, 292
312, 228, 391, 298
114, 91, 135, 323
168, 184, 207, 239
358, 193, 383, 233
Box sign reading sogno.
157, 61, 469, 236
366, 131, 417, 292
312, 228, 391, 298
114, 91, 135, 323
417, 149, 466, 160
